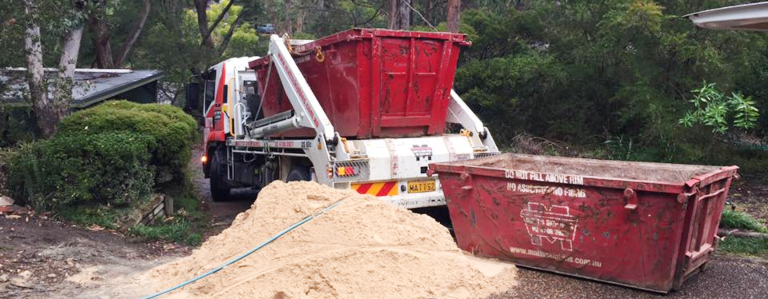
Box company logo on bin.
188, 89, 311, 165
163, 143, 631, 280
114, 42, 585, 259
520, 202, 579, 251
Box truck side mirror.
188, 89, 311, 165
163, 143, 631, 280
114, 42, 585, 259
185, 82, 200, 111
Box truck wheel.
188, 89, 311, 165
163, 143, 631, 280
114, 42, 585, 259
286, 166, 311, 182
210, 150, 230, 202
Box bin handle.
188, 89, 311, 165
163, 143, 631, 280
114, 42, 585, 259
460, 172, 473, 191
623, 188, 638, 210
697, 187, 726, 202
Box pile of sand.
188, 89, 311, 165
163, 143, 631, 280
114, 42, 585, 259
146, 181, 516, 298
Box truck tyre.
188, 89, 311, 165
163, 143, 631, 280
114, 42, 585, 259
286, 166, 311, 182
210, 150, 230, 202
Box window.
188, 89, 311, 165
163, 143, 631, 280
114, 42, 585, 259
204, 79, 215, 112
243, 80, 262, 120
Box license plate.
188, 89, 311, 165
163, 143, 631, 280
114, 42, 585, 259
408, 180, 436, 193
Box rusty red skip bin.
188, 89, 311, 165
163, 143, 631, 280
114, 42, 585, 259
249, 29, 470, 139
429, 153, 739, 293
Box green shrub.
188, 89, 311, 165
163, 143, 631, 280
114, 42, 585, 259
57, 101, 196, 184
0, 149, 11, 192
0, 107, 37, 147
5, 132, 155, 210
5, 101, 205, 244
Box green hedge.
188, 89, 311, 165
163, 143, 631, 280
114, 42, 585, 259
0, 107, 37, 147
57, 101, 196, 184
6, 101, 196, 211
0, 149, 10, 192
6, 132, 155, 210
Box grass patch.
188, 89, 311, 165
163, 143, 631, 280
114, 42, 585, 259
164, 175, 206, 220
719, 237, 768, 257
53, 173, 207, 247
719, 209, 768, 257
720, 209, 768, 233
128, 166, 207, 247
129, 218, 203, 246
57, 205, 127, 230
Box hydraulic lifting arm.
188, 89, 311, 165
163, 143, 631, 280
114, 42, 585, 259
249, 34, 336, 142
446, 90, 499, 152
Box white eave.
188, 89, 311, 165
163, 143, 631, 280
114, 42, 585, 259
685, 2, 768, 31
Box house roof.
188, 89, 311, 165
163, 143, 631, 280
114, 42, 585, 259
0, 68, 164, 109
685, 2, 768, 31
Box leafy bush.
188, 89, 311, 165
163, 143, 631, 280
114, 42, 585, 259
0, 149, 11, 192
0, 107, 37, 147
5, 101, 204, 242
57, 101, 196, 184
5, 132, 155, 210
680, 82, 760, 133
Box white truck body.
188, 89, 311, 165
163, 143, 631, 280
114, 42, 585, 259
201, 34, 498, 208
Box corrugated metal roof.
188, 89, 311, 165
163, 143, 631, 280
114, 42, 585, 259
0, 68, 164, 108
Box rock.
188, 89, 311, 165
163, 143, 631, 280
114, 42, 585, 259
18, 270, 32, 279
47, 273, 56, 278
0, 196, 12, 207
9, 277, 31, 288
0, 274, 9, 282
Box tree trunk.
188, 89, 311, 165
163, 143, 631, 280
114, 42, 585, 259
115, 0, 150, 66
447, 0, 460, 33
194, 0, 214, 48
424, 0, 433, 26
388, 0, 410, 30
283, 0, 293, 35
217, 13, 244, 56
51, 25, 83, 128
201, 0, 236, 47
396, 0, 410, 30
89, 0, 115, 68
388, 0, 397, 29
23, 0, 53, 138
296, 10, 306, 33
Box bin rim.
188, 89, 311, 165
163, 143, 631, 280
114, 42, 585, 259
293, 28, 471, 53
248, 28, 471, 69
429, 153, 739, 194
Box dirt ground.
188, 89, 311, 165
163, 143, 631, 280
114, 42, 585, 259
0, 213, 184, 298
192, 148, 256, 239
1, 149, 766, 298
501, 256, 768, 299
728, 174, 768, 223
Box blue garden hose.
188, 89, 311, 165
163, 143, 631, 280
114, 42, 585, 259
139, 199, 346, 299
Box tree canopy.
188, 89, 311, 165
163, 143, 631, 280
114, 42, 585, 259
1, 0, 767, 168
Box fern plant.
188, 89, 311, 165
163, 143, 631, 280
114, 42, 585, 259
679, 82, 759, 134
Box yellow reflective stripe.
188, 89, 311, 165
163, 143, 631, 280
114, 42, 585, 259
351, 182, 398, 196
367, 183, 385, 195
387, 185, 398, 196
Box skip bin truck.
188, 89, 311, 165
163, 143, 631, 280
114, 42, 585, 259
188, 29, 498, 208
